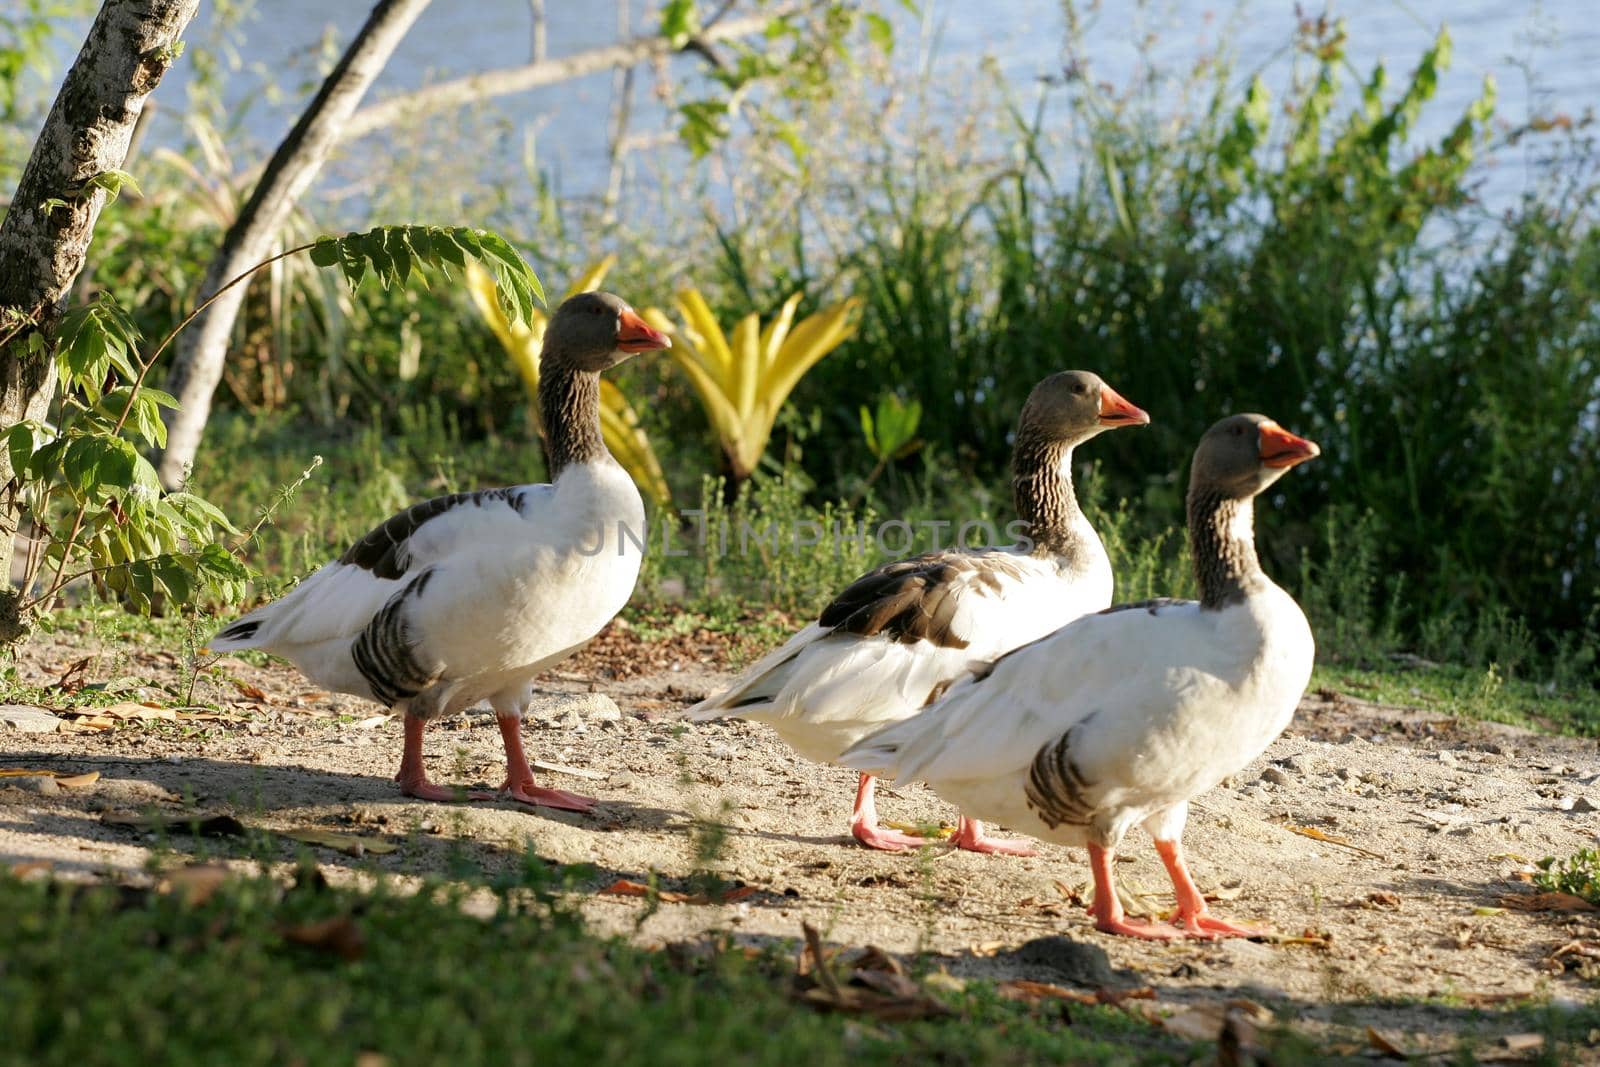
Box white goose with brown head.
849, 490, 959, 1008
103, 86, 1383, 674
210, 292, 672, 812
691, 371, 1149, 853
842, 413, 1319, 937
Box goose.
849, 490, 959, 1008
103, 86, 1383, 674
842, 413, 1319, 937
691, 371, 1149, 853
209, 291, 671, 811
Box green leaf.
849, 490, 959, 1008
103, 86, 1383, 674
80, 168, 140, 204
309, 236, 340, 267
863, 12, 893, 54
659, 0, 699, 47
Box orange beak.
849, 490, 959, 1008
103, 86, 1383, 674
1098, 383, 1150, 426
1258, 420, 1320, 468
617, 309, 672, 352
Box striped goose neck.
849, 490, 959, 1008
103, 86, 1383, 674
1012, 431, 1085, 559
538, 355, 608, 478
1187, 487, 1264, 609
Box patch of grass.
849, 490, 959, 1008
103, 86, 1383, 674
1534, 849, 1600, 907
0, 864, 1197, 1067
1312, 659, 1600, 737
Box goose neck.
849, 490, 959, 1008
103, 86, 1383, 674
1012, 434, 1086, 559
539, 355, 608, 478
1187, 488, 1264, 609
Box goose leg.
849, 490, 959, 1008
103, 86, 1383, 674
849, 774, 927, 851
1154, 838, 1263, 939
1087, 843, 1184, 939
394, 713, 470, 802
487, 713, 598, 813
949, 816, 1038, 856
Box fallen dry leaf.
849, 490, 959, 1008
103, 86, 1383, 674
1281, 823, 1385, 858
1501, 1033, 1545, 1054
230, 679, 268, 702
997, 979, 1100, 1006
284, 828, 399, 857
1497, 891, 1599, 913
353, 714, 390, 730
102, 812, 247, 837
9, 860, 52, 879
530, 759, 607, 781
1158, 1000, 1272, 1043
1206, 881, 1245, 902
0, 768, 98, 787
159, 863, 233, 905
1272, 929, 1334, 949
1360, 891, 1402, 909
1367, 1026, 1408, 1056
997, 980, 1156, 1009
280, 915, 365, 961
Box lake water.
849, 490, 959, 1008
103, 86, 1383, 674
46, 1, 1600, 215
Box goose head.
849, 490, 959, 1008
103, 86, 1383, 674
1191, 413, 1320, 499
1019, 370, 1150, 445
544, 291, 671, 372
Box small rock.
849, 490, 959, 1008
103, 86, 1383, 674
0, 705, 61, 733
525, 692, 621, 725
1005, 935, 1127, 987
1438, 750, 1457, 766
8, 775, 59, 795
1217, 938, 1277, 966
1568, 796, 1598, 814
1336, 732, 1364, 745
609, 770, 638, 789
707, 743, 736, 760
1261, 767, 1292, 787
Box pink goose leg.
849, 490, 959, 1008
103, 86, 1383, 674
849, 774, 927, 851
394, 713, 470, 802
1154, 838, 1263, 939
487, 715, 597, 813
1087, 843, 1184, 939
949, 816, 1038, 856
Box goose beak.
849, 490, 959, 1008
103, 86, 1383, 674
1259, 421, 1320, 468
617, 309, 672, 352
1098, 384, 1150, 426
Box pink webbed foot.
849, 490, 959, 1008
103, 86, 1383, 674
1093, 914, 1187, 940
848, 773, 931, 851
950, 817, 1037, 856
850, 819, 930, 852
395, 769, 473, 803
1175, 911, 1264, 940
483, 779, 598, 813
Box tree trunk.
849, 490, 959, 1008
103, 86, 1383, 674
156, 0, 431, 489
0, 0, 199, 631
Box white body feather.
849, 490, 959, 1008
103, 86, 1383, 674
840, 582, 1314, 847
691, 521, 1114, 766
211, 461, 645, 716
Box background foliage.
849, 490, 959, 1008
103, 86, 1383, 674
2, 4, 1595, 680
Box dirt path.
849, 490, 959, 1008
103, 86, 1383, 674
4, 624, 1599, 1051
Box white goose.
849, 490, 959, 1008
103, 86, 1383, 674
842, 413, 1319, 937
210, 292, 671, 811
692, 372, 1149, 853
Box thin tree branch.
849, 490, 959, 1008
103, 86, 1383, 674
337, 8, 795, 142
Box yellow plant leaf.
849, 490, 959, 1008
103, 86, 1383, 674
676, 289, 733, 380
561, 254, 616, 301
730, 311, 761, 424
759, 292, 803, 371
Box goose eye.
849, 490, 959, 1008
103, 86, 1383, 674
1231, 425, 1244, 436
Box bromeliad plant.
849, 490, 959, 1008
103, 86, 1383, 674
646, 290, 861, 491
1, 225, 544, 645
464, 257, 671, 506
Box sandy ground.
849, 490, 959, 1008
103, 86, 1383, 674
4, 621, 1600, 1054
